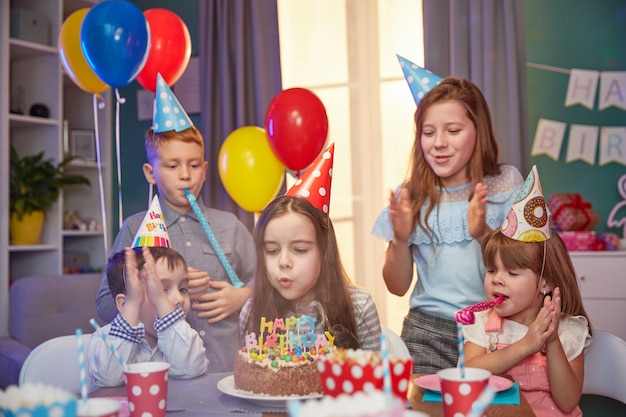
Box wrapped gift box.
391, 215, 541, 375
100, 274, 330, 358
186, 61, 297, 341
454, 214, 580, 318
559, 231, 599, 251
547, 193, 600, 231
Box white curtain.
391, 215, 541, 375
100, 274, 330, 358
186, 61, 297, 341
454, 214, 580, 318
423, 0, 529, 171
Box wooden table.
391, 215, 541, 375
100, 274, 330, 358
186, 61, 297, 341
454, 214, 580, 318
409, 374, 537, 417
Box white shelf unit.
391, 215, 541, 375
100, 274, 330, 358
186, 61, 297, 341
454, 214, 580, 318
0, 0, 111, 337
569, 251, 626, 341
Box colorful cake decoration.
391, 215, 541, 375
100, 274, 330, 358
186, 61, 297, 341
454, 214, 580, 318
153, 73, 193, 133
501, 165, 551, 242
131, 195, 171, 248
396, 54, 443, 106
244, 315, 334, 358
286, 143, 334, 215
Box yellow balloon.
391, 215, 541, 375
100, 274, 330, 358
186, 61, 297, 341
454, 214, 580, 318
58, 9, 109, 94
218, 126, 285, 213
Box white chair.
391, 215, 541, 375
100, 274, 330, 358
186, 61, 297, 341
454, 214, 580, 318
582, 330, 626, 405
19, 333, 92, 394
382, 326, 411, 360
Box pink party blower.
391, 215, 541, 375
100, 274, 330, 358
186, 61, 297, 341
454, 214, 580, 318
455, 295, 505, 325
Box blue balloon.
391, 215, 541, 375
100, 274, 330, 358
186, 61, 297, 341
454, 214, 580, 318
80, 0, 150, 87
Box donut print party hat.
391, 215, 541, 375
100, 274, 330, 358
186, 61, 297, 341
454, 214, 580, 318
396, 54, 443, 106
153, 73, 193, 133
286, 143, 334, 215
131, 195, 171, 248
501, 165, 551, 242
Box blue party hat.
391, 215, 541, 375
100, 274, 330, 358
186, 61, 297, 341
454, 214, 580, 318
396, 54, 443, 106
153, 73, 193, 133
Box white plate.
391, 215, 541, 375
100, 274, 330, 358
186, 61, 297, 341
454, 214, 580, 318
217, 375, 323, 408
414, 374, 513, 393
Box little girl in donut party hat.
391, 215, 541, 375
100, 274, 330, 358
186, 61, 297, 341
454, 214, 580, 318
461, 165, 592, 417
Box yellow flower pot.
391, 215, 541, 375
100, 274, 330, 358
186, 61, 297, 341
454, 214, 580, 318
10, 211, 45, 245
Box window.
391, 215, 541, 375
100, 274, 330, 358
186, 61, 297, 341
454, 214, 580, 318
277, 0, 424, 332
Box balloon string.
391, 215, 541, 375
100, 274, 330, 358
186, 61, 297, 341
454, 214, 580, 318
115, 88, 126, 229
92, 94, 109, 257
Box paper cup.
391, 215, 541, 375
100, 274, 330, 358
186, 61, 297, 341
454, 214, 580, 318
123, 362, 170, 417
317, 350, 413, 400
437, 367, 491, 417
78, 398, 121, 417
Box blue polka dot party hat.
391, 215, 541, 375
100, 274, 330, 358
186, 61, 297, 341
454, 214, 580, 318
132, 195, 171, 248
285, 143, 334, 215
396, 54, 443, 106
153, 73, 193, 133
501, 165, 551, 242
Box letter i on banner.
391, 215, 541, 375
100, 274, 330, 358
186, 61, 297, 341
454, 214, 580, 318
531, 118, 566, 160
565, 69, 600, 109
566, 124, 598, 164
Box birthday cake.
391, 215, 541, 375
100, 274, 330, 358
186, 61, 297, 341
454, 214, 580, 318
233, 315, 335, 396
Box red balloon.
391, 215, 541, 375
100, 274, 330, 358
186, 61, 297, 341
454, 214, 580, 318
136, 9, 191, 92
264, 88, 329, 171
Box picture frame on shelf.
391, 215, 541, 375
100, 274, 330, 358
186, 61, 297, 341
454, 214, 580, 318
70, 130, 96, 161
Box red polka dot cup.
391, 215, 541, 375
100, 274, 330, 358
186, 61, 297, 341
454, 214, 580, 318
437, 367, 491, 417
124, 362, 170, 417
317, 349, 413, 400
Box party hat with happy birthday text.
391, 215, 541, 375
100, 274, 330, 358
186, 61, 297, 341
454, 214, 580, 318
153, 73, 193, 133
396, 54, 443, 106
501, 165, 551, 242
286, 143, 334, 215
132, 195, 171, 248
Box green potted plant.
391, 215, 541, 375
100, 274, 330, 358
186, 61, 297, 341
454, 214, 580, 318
9, 144, 91, 244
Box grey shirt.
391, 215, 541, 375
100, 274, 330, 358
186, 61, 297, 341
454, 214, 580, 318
95, 196, 256, 372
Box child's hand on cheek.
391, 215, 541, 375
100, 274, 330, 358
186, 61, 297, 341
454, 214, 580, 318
124, 247, 145, 307
141, 247, 175, 317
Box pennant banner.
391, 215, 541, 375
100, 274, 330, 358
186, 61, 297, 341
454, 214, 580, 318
531, 118, 567, 161
600, 127, 626, 166
565, 124, 598, 164
531, 118, 626, 167
565, 69, 599, 109
599, 72, 626, 111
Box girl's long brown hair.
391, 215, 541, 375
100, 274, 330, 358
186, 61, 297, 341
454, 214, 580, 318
482, 230, 591, 332
406, 77, 502, 240
244, 196, 360, 348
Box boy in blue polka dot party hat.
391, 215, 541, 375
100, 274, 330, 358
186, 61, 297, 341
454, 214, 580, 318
88, 194, 208, 388
95, 73, 256, 372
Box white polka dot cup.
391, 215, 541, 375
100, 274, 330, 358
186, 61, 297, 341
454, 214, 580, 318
123, 362, 171, 417
437, 367, 491, 417
78, 398, 121, 417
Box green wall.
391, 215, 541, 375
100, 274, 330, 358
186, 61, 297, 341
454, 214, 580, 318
525, 0, 626, 235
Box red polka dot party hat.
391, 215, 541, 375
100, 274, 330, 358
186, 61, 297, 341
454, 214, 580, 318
285, 143, 334, 215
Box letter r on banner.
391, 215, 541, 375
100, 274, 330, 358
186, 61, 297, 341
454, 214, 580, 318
600, 127, 626, 166
531, 118, 566, 160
